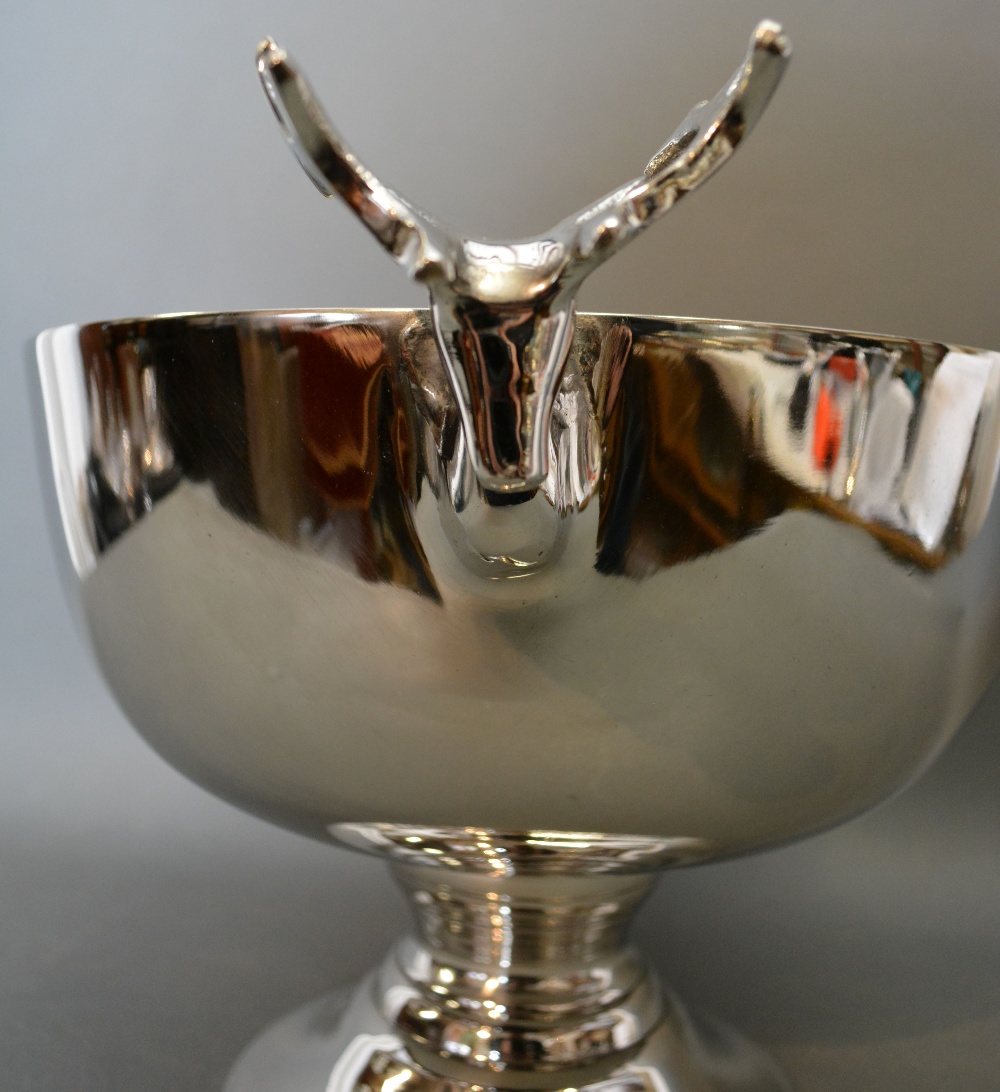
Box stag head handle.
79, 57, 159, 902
257, 22, 791, 492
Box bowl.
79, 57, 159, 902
35, 308, 1000, 1092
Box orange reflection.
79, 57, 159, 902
812, 382, 842, 471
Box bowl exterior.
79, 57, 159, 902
34, 311, 1000, 859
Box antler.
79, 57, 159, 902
257, 38, 456, 282
562, 21, 791, 276
257, 23, 791, 492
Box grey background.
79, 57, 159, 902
2, 1, 1000, 1089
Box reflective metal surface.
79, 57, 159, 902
223, 858, 790, 1091
36, 310, 1000, 855
224, 979, 791, 1092
330, 825, 711, 873
386, 865, 658, 1082
257, 24, 789, 492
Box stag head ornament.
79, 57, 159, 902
257, 22, 791, 491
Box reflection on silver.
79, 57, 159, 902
330, 825, 711, 874
224, 862, 790, 1092
35, 308, 1000, 1092
257, 24, 790, 492
225, 977, 790, 1092
900, 352, 998, 548
37, 326, 94, 575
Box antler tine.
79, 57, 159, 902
256, 38, 455, 281
565, 20, 791, 273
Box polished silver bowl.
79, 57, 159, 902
36, 308, 1000, 1092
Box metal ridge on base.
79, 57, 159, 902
329, 824, 712, 874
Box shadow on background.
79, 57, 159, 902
0, 839, 403, 1091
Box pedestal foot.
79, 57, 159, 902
224, 981, 791, 1092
